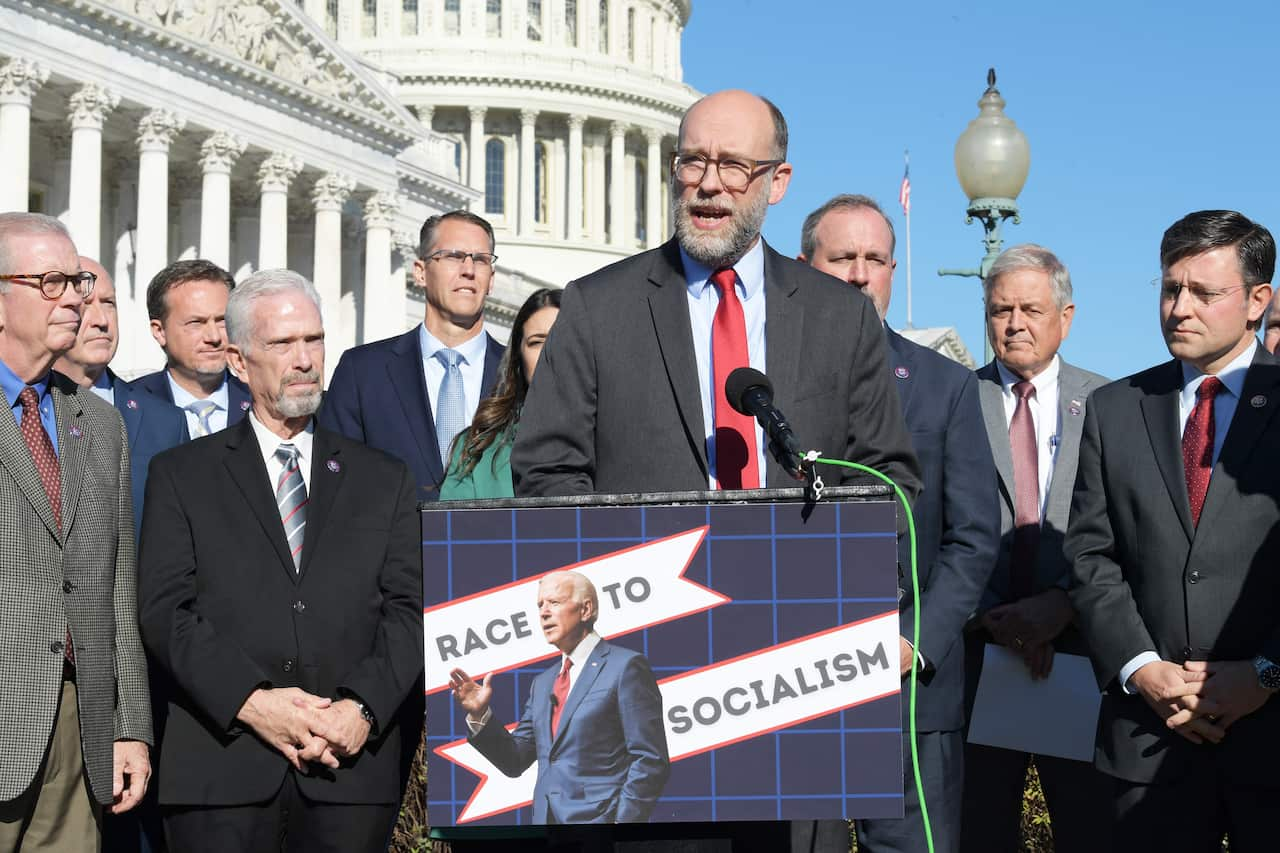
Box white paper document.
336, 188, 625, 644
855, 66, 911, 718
966, 644, 1103, 762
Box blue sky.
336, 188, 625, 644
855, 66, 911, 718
680, 1, 1280, 379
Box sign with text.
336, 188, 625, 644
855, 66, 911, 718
423, 497, 902, 827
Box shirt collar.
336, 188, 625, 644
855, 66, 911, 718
679, 237, 767, 301
1180, 337, 1257, 402
167, 370, 229, 411
996, 354, 1060, 397
419, 323, 489, 367
563, 630, 601, 670
248, 409, 315, 460
0, 358, 51, 409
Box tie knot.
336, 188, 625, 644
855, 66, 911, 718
274, 443, 300, 468
1014, 380, 1036, 401
1197, 376, 1223, 401
17, 387, 40, 412
186, 400, 217, 417
434, 348, 464, 369
561, 657, 573, 676
710, 268, 738, 300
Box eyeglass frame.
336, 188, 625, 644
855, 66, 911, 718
1151, 275, 1259, 307
422, 249, 499, 269
669, 151, 785, 192
0, 270, 97, 300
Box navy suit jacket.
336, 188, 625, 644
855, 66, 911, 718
469, 639, 670, 824
887, 330, 1000, 732
128, 368, 252, 429
318, 327, 504, 503
108, 369, 189, 536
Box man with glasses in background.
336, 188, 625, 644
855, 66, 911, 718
0, 213, 151, 852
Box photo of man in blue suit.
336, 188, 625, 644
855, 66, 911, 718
449, 571, 670, 824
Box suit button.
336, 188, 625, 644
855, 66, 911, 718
50, 641, 63, 654
282, 659, 295, 673
1188, 570, 1200, 584
1182, 646, 1194, 659
292, 600, 305, 613
62, 580, 73, 593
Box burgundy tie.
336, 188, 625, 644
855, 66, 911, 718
1182, 376, 1222, 527
550, 657, 572, 736
18, 387, 72, 663
1008, 380, 1040, 601
710, 268, 760, 490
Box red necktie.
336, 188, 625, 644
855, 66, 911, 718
710, 268, 760, 490
18, 387, 72, 663
1008, 380, 1039, 601
550, 657, 572, 736
1182, 376, 1222, 527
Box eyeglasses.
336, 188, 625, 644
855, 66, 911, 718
670, 152, 784, 192
1152, 276, 1252, 306
0, 270, 97, 300
424, 249, 498, 269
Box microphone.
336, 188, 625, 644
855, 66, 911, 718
725, 368, 805, 479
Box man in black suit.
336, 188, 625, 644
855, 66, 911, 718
512, 90, 920, 852
138, 269, 423, 852
320, 210, 505, 502
799, 195, 1000, 853
130, 259, 251, 436
1068, 210, 1280, 851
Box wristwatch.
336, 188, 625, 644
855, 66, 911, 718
1254, 656, 1280, 692
351, 699, 377, 726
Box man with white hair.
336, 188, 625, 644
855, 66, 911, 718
138, 269, 423, 852
450, 570, 670, 824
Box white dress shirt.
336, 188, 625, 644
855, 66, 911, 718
247, 409, 314, 493
996, 355, 1062, 521
419, 324, 488, 434
1119, 339, 1258, 691
169, 371, 230, 436
680, 238, 768, 487
467, 630, 602, 732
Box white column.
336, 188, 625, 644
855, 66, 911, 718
608, 122, 627, 248
467, 106, 487, 197
311, 173, 354, 380
198, 132, 245, 269
519, 109, 537, 235
566, 114, 585, 241
361, 192, 398, 343
589, 133, 606, 241
644, 128, 663, 248
392, 231, 417, 334
257, 153, 302, 270
134, 109, 185, 369
0, 60, 48, 212
66, 85, 119, 259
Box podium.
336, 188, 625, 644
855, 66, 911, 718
422, 485, 904, 828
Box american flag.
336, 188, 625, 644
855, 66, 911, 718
898, 154, 911, 215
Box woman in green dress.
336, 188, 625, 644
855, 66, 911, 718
440, 287, 561, 500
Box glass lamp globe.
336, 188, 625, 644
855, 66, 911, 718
953, 69, 1030, 202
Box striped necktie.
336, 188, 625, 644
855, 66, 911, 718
274, 443, 307, 571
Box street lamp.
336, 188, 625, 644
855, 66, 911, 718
938, 68, 1030, 363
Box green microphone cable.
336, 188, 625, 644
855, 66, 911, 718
801, 451, 933, 853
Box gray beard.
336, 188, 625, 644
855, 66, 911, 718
276, 390, 321, 419
672, 189, 769, 269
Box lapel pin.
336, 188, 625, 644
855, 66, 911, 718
327, 459, 341, 473
1252, 395, 1267, 408
69, 425, 82, 437
240, 400, 251, 411
894, 366, 910, 380
1069, 399, 1082, 416
126, 399, 138, 410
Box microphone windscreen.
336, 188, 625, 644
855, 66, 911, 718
725, 367, 772, 415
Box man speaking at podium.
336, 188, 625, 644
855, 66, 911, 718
450, 571, 669, 824
512, 89, 920, 852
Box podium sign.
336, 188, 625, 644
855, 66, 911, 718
424, 489, 903, 827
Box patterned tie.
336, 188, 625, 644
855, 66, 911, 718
185, 399, 219, 438
551, 657, 573, 736
434, 348, 466, 469
274, 443, 307, 571
18, 387, 72, 663
1008, 380, 1040, 601
1182, 376, 1222, 527
710, 268, 760, 490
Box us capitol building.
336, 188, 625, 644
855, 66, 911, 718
0, 0, 697, 375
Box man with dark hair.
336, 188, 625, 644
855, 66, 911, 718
1068, 209, 1280, 851
512, 89, 920, 853
320, 209, 505, 502
799, 194, 1000, 853
130, 259, 251, 437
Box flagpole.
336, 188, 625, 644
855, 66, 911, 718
903, 149, 913, 328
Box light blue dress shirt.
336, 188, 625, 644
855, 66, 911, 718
419, 324, 488, 433
168, 371, 230, 435
679, 238, 768, 487
0, 358, 58, 455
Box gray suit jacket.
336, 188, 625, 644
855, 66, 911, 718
511, 238, 921, 500
974, 359, 1108, 613
0, 372, 152, 803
